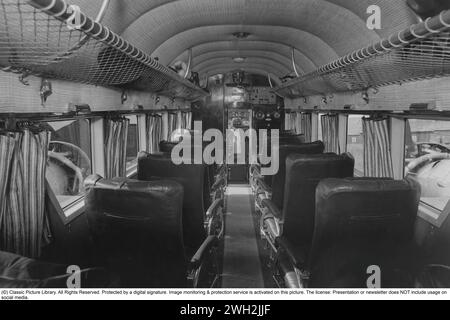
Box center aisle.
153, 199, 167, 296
221, 185, 265, 288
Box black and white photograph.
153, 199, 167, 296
1, 0, 450, 305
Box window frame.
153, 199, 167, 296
400, 115, 450, 227
44, 113, 146, 225
45, 116, 96, 224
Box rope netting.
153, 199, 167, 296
0, 0, 207, 100
277, 11, 450, 98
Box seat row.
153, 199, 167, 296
250, 135, 423, 288
83, 140, 227, 288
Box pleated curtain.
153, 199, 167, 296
300, 113, 312, 142
161, 112, 169, 142
176, 111, 183, 130
285, 112, 296, 132
181, 112, 187, 130
168, 113, 178, 142
363, 117, 394, 178
0, 128, 50, 258
185, 112, 193, 130
146, 114, 163, 154
321, 114, 340, 153
105, 118, 129, 179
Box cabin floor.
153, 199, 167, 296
220, 185, 275, 288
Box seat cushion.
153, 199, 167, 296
0, 251, 66, 280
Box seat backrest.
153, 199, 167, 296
280, 134, 306, 145
85, 176, 186, 288
310, 178, 421, 288
159, 141, 179, 154
159, 140, 214, 211
138, 152, 207, 251
282, 153, 354, 248
271, 141, 325, 210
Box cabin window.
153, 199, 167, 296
126, 115, 139, 171
405, 119, 450, 211
347, 115, 364, 175
46, 119, 92, 210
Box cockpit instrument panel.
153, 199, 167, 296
248, 87, 277, 105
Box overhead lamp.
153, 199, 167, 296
233, 57, 247, 63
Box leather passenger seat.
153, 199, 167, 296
278, 177, 421, 288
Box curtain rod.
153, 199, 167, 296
0, 109, 192, 121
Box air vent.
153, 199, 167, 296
409, 102, 437, 111
232, 32, 251, 39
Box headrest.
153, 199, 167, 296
315, 178, 421, 237
85, 175, 184, 220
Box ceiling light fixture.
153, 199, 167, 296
233, 57, 247, 63
232, 32, 251, 39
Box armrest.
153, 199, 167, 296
255, 177, 272, 194
261, 199, 282, 219
216, 165, 227, 178
276, 237, 308, 269
212, 176, 226, 192
206, 199, 223, 219
190, 235, 219, 269
250, 164, 261, 176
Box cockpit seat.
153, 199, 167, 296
85, 175, 219, 288
278, 178, 421, 288
264, 153, 354, 254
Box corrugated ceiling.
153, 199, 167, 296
54, 0, 420, 80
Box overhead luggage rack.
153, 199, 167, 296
276, 10, 450, 99
0, 0, 209, 101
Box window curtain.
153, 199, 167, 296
181, 111, 193, 130
146, 114, 163, 154
285, 112, 296, 132
161, 112, 169, 142
363, 117, 394, 178
0, 127, 51, 258
300, 113, 312, 142
105, 118, 129, 179
181, 112, 187, 130
167, 112, 178, 142
321, 114, 340, 154
185, 112, 193, 130
176, 111, 183, 130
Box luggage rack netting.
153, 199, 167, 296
0, 0, 208, 100
277, 10, 450, 98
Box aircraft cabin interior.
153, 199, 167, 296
1, 0, 450, 290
